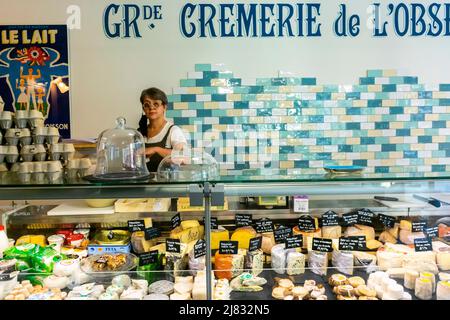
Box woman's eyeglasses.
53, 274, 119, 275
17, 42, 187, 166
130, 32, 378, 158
142, 102, 163, 110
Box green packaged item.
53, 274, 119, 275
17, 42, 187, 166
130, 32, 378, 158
137, 252, 162, 283
15, 259, 31, 271
3, 243, 39, 265
23, 273, 46, 286
31, 246, 64, 273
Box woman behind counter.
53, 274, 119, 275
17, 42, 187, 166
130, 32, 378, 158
138, 87, 188, 172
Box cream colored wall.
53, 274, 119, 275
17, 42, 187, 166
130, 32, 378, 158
0, 0, 449, 138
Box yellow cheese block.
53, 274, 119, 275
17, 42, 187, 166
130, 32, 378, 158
149, 243, 166, 254
181, 220, 200, 230
230, 227, 257, 250
16, 235, 46, 247
211, 227, 230, 250
170, 225, 205, 244
366, 239, 383, 250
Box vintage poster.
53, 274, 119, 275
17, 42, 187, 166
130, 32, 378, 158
0, 24, 70, 138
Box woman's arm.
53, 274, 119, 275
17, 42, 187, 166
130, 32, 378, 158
145, 146, 172, 158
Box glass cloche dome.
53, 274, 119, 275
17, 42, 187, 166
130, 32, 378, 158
92, 117, 150, 180
157, 148, 218, 182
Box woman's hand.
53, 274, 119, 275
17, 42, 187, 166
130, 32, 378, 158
145, 147, 157, 156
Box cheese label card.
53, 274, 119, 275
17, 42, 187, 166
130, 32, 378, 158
285, 235, 303, 249
144, 227, 161, 240
357, 209, 375, 226
171, 213, 181, 230
321, 210, 340, 227
219, 241, 239, 255
297, 215, 316, 232
203, 217, 218, 229
235, 213, 253, 227
414, 237, 433, 252
293, 195, 309, 213
342, 212, 358, 226
312, 237, 333, 252
412, 221, 427, 232
378, 213, 396, 229
194, 239, 207, 258
249, 237, 262, 252
274, 226, 293, 244
255, 218, 274, 233
139, 250, 159, 266
128, 220, 145, 232
339, 236, 366, 251
424, 226, 439, 238
166, 238, 181, 254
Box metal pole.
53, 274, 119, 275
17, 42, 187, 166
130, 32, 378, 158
204, 182, 213, 300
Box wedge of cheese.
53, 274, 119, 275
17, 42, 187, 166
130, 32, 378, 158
344, 225, 375, 240
322, 226, 342, 239
170, 224, 204, 244
211, 227, 229, 250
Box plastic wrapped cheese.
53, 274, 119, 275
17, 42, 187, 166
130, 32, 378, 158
231, 227, 257, 250
245, 249, 264, 276
332, 251, 354, 275
53, 259, 80, 277
415, 278, 433, 300
308, 251, 328, 276
437, 280, 450, 300
286, 251, 305, 275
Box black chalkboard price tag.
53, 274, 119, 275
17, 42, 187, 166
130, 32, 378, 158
312, 237, 333, 252
378, 214, 396, 229
203, 217, 218, 229
297, 215, 316, 232
255, 218, 274, 233
285, 235, 303, 249
412, 221, 427, 232
171, 213, 181, 230
357, 209, 375, 226
342, 212, 358, 226
219, 241, 239, 255
235, 213, 253, 227
274, 226, 293, 244
128, 220, 145, 232
339, 236, 366, 251
321, 210, 340, 227
414, 237, 433, 252
249, 237, 262, 252
139, 250, 159, 266
424, 226, 439, 238
166, 238, 181, 254
194, 239, 206, 259
144, 227, 161, 240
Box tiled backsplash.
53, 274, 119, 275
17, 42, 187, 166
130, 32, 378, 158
167, 64, 450, 175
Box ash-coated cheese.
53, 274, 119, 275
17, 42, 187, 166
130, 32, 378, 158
332, 250, 354, 275
308, 251, 328, 276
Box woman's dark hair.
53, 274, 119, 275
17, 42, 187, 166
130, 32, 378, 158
138, 87, 168, 136
140, 87, 168, 106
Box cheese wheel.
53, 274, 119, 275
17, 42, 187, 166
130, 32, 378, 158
344, 224, 375, 240
387, 283, 404, 300
415, 278, 433, 300
387, 268, 407, 279
437, 251, 450, 271
439, 272, 450, 281
214, 251, 233, 280
148, 280, 174, 295
376, 249, 403, 270
170, 225, 204, 244
192, 285, 207, 300
381, 278, 396, 292
231, 227, 257, 250
367, 271, 389, 289
322, 226, 342, 239
292, 226, 321, 249
211, 227, 229, 250
170, 292, 192, 300
175, 276, 194, 284
181, 220, 200, 230
437, 281, 450, 300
